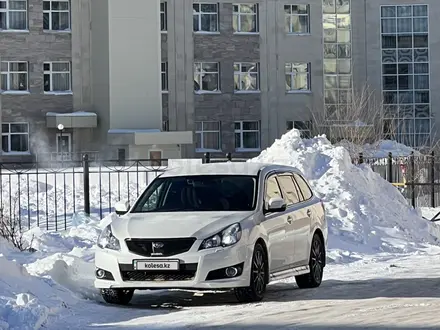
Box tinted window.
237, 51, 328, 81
293, 173, 313, 200
132, 175, 257, 212
265, 175, 282, 207
277, 175, 301, 206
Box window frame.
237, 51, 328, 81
0, 0, 28, 31
0, 60, 29, 92
43, 0, 70, 32
234, 120, 260, 151
193, 2, 219, 33
234, 62, 260, 92
160, 1, 167, 32
195, 121, 221, 152
43, 61, 72, 93
1, 122, 30, 154
161, 61, 168, 93
194, 61, 220, 93
284, 4, 310, 34
233, 3, 259, 34
292, 173, 314, 201
285, 62, 311, 92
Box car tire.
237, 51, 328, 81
100, 288, 134, 305
295, 233, 324, 289
234, 242, 267, 303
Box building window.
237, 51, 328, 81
161, 62, 168, 92
195, 121, 221, 151
43, 0, 70, 31
234, 62, 259, 92
43, 62, 71, 92
1, 61, 28, 91
233, 3, 258, 33
287, 120, 312, 138
284, 4, 310, 34
1, 123, 29, 153
285, 62, 310, 91
234, 121, 260, 150
381, 4, 430, 147
0, 0, 27, 30
160, 1, 167, 31
193, 3, 218, 33
322, 0, 353, 122
194, 62, 220, 92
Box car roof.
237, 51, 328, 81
160, 162, 302, 178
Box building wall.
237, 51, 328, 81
0, 0, 73, 157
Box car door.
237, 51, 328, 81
261, 173, 289, 273
275, 174, 303, 268
292, 173, 314, 265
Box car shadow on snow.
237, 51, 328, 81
124, 277, 440, 309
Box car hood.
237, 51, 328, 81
111, 211, 254, 239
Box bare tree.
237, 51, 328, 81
0, 196, 34, 251
308, 83, 438, 157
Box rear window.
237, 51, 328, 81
293, 173, 313, 201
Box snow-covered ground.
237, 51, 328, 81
1, 129, 440, 329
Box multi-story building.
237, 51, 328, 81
0, 0, 438, 163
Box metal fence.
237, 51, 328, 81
352, 151, 440, 209
2, 149, 439, 233
0, 155, 168, 232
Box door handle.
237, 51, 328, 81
306, 209, 312, 217
287, 216, 293, 224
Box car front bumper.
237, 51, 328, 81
94, 241, 252, 290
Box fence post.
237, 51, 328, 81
410, 151, 415, 208
387, 152, 393, 183
431, 151, 435, 208
226, 152, 232, 162
83, 154, 90, 216
203, 152, 211, 164
359, 152, 363, 164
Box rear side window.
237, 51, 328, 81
277, 175, 301, 206
265, 175, 282, 208
293, 173, 313, 201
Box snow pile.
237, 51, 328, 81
250, 129, 439, 262
0, 238, 81, 330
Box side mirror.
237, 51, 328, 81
267, 196, 286, 213
115, 200, 130, 216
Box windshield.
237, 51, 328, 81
132, 175, 257, 212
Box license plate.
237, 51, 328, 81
133, 259, 180, 271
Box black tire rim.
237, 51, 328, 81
311, 238, 323, 283
251, 249, 266, 295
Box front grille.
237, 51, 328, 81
119, 263, 197, 282
125, 238, 196, 257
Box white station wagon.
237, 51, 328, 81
94, 162, 328, 304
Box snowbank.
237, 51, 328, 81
250, 130, 439, 262
0, 239, 80, 330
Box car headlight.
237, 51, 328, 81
200, 223, 242, 250
97, 225, 121, 251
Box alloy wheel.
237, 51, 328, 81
252, 249, 266, 295
310, 237, 323, 283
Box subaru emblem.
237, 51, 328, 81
152, 242, 164, 249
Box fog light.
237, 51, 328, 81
225, 267, 238, 278
96, 268, 105, 279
